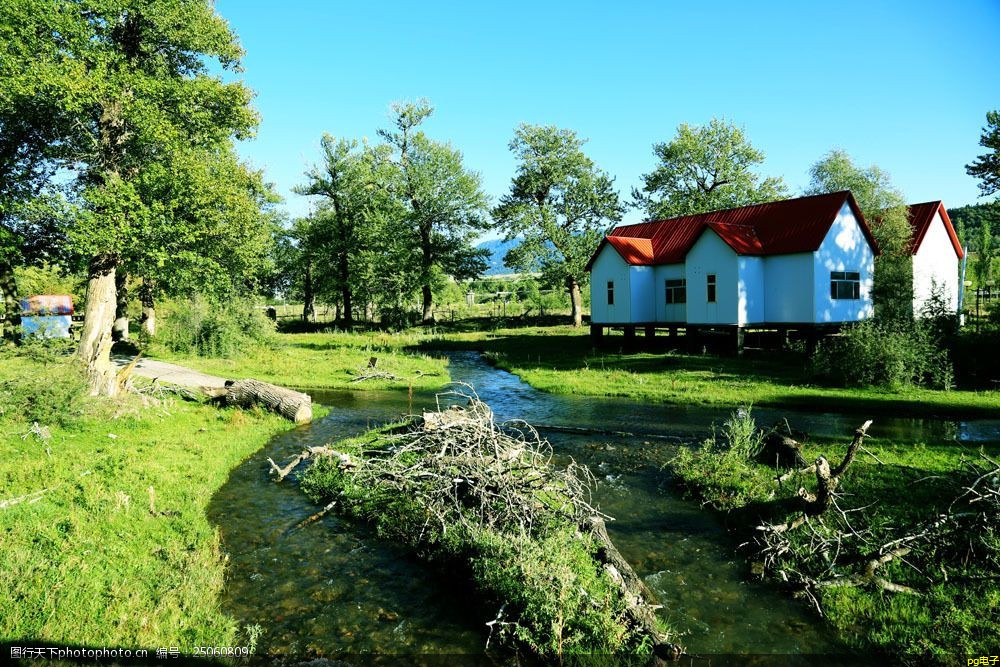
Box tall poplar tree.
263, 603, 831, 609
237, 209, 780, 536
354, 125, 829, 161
295, 135, 397, 326
379, 101, 490, 324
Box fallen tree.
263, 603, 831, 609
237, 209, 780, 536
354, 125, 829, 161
281, 388, 682, 660
672, 408, 1000, 660
223, 379, 312, 424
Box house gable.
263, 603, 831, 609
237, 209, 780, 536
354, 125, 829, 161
685, 228, 739, 325
589, 241, 632, 324
813, 202, 875, 323
912, 208, 960, 314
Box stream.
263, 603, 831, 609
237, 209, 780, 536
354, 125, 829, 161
207, 352, 1000, 664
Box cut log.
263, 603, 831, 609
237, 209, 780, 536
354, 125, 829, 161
224, 379, 313, 424
585, 516, 684, 661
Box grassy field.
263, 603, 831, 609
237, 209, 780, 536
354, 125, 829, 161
0, 350, 303, 650
669, 411, 1000, 663
153, 331, 451, 392
417, 325, 1000, 417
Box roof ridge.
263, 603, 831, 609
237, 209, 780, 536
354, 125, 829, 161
642, 190, 850, 224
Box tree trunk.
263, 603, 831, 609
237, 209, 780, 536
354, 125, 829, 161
112, 271, 129, 342
139, 279, 155, 338
224, 379, 313, 424
0, 260, 20, 341
567, 276, 583, 327
339, 256, 353, 326
420, 223, 434, 324
302, 261, 315, 322
586, 517, 683, 661
77, 254, 118, 396
421, 283, 434, 324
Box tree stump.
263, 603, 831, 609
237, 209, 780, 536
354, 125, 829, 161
224, 379, 313, 424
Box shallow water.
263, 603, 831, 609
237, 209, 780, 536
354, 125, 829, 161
208, 352, 998, 663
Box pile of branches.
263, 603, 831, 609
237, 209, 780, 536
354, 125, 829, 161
350, 393, 602, 537
284, 386, 682, 659
752, 422, 1000, 613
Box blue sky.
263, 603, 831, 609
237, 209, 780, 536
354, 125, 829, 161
215, 0, 1000, 229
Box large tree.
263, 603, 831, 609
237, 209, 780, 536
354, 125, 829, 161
124, 142, 279, 338
295, 135, 397, 326
967, 110, 1000, 198
806, 150, 913, 324
0, 0, 79, 338
493, 124, 624, 327
378, 101, 490, 324
4, 0, 259, 393
633, 118, 787, 219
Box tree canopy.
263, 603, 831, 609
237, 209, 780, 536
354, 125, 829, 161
0, 0, 264, 392
379, 101, 490, 323
493, 124, 624, 326
633, 118, 787, 220
294, 135, 399, 324
967, 110, 1000, 198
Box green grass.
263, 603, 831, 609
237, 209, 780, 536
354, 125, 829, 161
418, 325, 1000, 418
669, 410, 1000, 663
0, 352, 302, 649
152, 331, 451, 392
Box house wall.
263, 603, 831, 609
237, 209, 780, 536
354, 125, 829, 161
589, 244, 631, 323
762, 253, 814, 322
629, 266, 655, 323
685, 230, 739, 325
738, 257, 765, 325
812, 202, 875, 323
913, 210, 960, 314
653, 264, 686, 323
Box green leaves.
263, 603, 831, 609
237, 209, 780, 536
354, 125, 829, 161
634, 118, 787, 219
494, 123, 623, 289
966, 110, 1000, 198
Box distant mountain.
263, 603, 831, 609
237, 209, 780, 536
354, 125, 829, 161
476, 238, 522, 275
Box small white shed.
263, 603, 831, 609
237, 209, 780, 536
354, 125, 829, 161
906, 201, 964, 315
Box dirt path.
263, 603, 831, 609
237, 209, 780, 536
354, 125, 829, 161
111, 355, 228, 390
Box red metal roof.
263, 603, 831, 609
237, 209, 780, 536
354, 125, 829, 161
906, 201, 964, 259
605, 236, 654, 264
586, 191, 875, 269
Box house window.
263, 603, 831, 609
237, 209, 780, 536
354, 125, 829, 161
665, 279, 686, 304
706, 274, 717, 303
830, 271, 861, 300
607, 280, 614, 305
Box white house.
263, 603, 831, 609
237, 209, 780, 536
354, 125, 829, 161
906, 201, 964, 315
586, 191, 878, 332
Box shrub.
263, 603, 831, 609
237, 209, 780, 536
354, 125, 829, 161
156, 295, 274, 358
670, 407, 774, 510
812, 320, 952, 390
0, 358, 88, 426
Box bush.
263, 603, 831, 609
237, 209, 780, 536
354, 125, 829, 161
0, 359, 88, 426
155, 295, 274, 358
671, 407, 773, 509
812, 320, 952, 390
